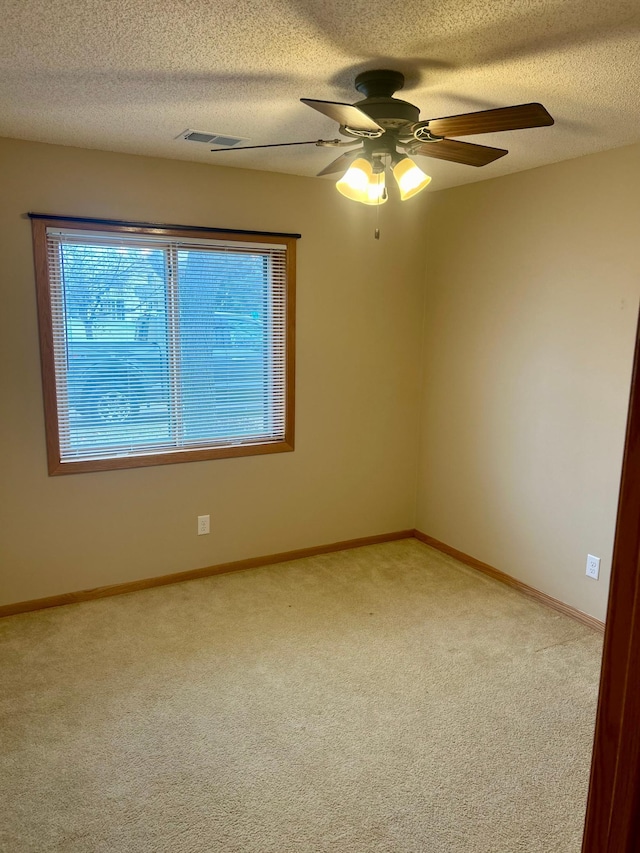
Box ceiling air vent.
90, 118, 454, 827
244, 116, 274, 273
176, 129, 247, 147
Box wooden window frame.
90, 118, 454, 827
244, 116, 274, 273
30, 214, 299, 475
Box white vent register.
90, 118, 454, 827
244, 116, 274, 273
176, 129, 248, 147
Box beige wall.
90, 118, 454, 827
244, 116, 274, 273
0, 137, 428, 606
2, 136, 638, 620
416, 143, 640, 622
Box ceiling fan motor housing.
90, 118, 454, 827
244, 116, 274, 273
354, 69, 406, 99
340, 68, 421, 138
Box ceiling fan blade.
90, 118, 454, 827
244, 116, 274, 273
316, 148, 364, 177
408, 138, 508, 166
426, 103, 554, 138
301, 98, 384, 133
210, 139, 340, 152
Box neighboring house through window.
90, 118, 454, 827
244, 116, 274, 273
30, 215, 298, 474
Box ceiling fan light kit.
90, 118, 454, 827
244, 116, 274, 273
336, 152, 429, 204
211, 69, 554, 206
336, 156, 389, 204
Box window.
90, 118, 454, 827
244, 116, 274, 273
31, 215, 298, 474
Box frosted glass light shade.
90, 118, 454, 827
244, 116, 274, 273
336, 158, 374, 202
393, 157, 431, 200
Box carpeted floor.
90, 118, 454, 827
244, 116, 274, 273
0, 539, 602, 852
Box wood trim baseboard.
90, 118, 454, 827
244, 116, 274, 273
413, 529, 605, 632
1, 528, 606, 630
0, 529, 415, 618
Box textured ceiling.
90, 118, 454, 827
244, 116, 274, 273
1, 0, 640, 190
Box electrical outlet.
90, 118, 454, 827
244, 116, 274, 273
197, 515, 210, 536
586, 554, 600, 580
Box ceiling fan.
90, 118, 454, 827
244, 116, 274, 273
212, 69, 554, 204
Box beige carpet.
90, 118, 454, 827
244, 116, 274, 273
0, 539, 602, 852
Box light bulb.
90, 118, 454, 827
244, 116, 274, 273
362, 169, 388, 205
393, 157, 431, 200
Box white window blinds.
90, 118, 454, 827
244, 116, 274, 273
43, 226, 290, 466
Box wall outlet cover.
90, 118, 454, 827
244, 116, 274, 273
586, 554, 600, 580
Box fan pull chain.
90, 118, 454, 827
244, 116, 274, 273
374, 157, 387, 239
